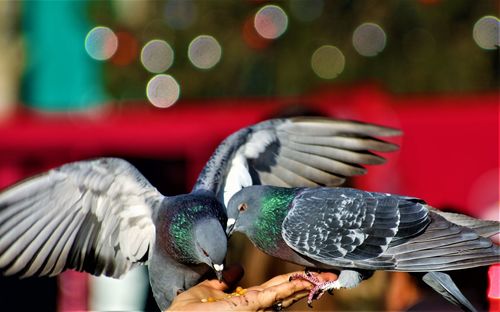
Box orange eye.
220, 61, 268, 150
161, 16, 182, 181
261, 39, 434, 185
238, 203, 247, 212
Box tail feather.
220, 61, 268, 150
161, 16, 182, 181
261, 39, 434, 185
422, 271, 477, 312
396, 239, 494, 261
397, 251, 498, 270
388, 212, 499, 272
429, 208, 499, 238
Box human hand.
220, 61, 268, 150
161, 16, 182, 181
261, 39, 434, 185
167, 265, 337, 311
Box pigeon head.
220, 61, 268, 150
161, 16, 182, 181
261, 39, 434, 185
226, 186, 269, 236
193, 218, 227, 280
160, 193, 227, 280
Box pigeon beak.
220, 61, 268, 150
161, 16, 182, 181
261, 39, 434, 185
213, 263, 224, 281
226, 218, 236, 235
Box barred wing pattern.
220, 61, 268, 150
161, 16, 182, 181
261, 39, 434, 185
282, 188, 429, 270
282, 187, 498, 271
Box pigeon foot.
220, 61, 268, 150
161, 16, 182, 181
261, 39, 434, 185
289, 272, 341, 307
291, 269, 364, 307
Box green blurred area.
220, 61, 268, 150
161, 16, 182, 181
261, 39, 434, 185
1, 0, 498, 113
88, 0, 498, 101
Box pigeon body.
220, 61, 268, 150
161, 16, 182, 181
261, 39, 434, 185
227, 186, 500, 310
150, 191, 228, 308
0, 159, 227, 311
0, 117, 401, 309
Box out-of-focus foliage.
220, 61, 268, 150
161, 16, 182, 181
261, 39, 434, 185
87, 0, 498, 102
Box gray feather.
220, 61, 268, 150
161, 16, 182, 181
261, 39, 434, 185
193, 117, 401, 207
423, 272, 477, 312
275, 155, 346, 186
259, 171, 292, 187
0, 158, 161, 278
264, 165, 317, 187
280, 146, 368, 176
431, 208, 499, 237
227, 185, 499, 311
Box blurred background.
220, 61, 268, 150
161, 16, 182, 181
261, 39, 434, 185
0, 0, 498, 311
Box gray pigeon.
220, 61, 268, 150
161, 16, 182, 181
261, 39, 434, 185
0, 117, 400, 310
226, 186, 499, 311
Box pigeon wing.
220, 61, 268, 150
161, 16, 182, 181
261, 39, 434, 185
193, 117, 401, 206
0, 158, 163, 278
281, 188, 428, 269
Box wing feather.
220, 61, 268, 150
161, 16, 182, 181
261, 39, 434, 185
0, 158, 163, 278
286, 134, 399, 152
280, 146, 367, 176
266, 164, 318, 187
258, 172, 291, 187
283, 140, 386, 165
25, 209, 77, 276
275, 155, 346, 185
281, 188, 432, 270
387, 213, 499, 271
192, 117, 400, 207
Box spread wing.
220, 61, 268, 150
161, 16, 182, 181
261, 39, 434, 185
0, 158, 164, 278
281, 188, 429, 269
193, 117, 401, 206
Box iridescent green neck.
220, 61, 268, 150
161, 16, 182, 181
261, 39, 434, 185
253, 188, 297, 251
169, 205, 205, 262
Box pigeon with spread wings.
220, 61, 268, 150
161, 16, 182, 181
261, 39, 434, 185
0, 117, 400, 310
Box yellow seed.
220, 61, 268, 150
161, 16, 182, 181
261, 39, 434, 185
207, 297, 215, 302
235, 286, 243, 293
239, 289, 247, 295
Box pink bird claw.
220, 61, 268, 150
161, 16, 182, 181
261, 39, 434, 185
292, 271, 332, 307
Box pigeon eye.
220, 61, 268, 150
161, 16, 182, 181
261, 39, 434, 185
238, 203, 247, 212
201, 247, 209, 257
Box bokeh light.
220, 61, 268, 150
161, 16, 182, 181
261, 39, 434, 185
146, 74, 180, 108
311, 45, 345, 79
352, 23, 387, 57
85, 26, 118, 61
243, 14, 272, 50
289, 0, 323, 22
141, 40, 174, 73
254, 5, 288, 39
473, 15, 499, 50
188, 35, 222, 70
164, 0, 197, 30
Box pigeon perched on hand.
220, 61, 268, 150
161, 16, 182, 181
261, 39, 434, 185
0, 117, 400, 310
226, 186, 499, 311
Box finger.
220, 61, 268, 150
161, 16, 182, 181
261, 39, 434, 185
281, 290, 309, 308
259, 270, 337, 289
225, 281, 309, 311
225, 281, 303, 312
255, 279, 311, 308
259, 271, 307, 288
262, 290, 309, 312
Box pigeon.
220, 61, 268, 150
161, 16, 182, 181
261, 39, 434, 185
226, 186, 499, 311
0, 117, 400, 310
